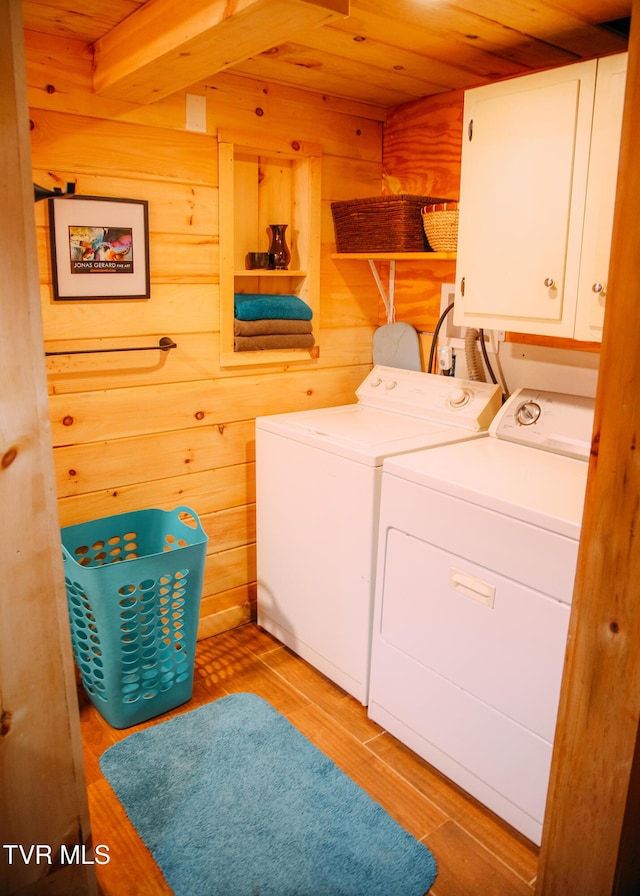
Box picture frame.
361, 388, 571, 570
48, 195, 150, 301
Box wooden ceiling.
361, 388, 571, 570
21, 0, 631, 110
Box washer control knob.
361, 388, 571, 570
385, 380, 398, 390
449, 388, 471, 408
370, 378, 382, 387
515, 400, 542, 426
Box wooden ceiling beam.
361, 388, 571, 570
92, 0, 349, 104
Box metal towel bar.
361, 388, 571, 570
45, 336, 177, 357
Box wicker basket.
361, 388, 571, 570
331, 194, 453, 253
421, 202, 459, 252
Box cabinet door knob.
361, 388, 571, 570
544, 277, 555, 288
592, 281, 605, 294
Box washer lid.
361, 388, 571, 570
256, 403, 490, 466
383, 437, 588, 538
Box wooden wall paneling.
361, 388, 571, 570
46, 329, 371, 390
233, 154, 260, 266
206, 69, 389, 124
35, 229, 218, 290
56, 463, 256, 528
297, 24, 461, 100
1, 2, 95, 892
442, 0, 628, 59
311, 329, 375, 368
150, 230, 218, 281
22, 0, 145, 43
537, 2, 640, 891
40, 284, 217, 341
336, 3, 579, 78
293, 153, 322, 304
242, 38, 450, 108
30, 110, 217, 183
388, 260, 458, 330
233, 47, 422, 111
376, 89, 464, 334
197, 584, 256, 639
49, 367, 367, 446
198, 583, 256, 621
52, 421, 255, 498
45, 333, 218, 394
321, 259, 381, 323
203, 543, 257, 597
40, 283, 219, 360
227, 81, 386, 160
41, 277, 219, 341
201, 504, 256, 554
322, 156, 384, 200
33, 172, 219, 237
382, 89, 463, 199
24, 31, 385, 162
90, 0, 350, 105
257, 157, 294, 249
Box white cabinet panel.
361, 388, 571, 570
574, 53, 628, 341
454, 54, 627, 341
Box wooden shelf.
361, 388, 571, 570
331, 252, 456, 261
218, 136, 322, 368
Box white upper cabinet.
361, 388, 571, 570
573, 53, 628, 341
454, 53, 627, 341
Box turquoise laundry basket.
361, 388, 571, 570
61, 506, 208, 729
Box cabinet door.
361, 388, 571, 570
574, 53, 628, 342
454, 60, 597, 337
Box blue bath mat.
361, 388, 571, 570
99, 692, 437, 896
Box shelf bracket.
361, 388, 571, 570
367, 258, 396, 323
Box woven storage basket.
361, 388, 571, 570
421, 202, 459, 252
331, 194, 452, 253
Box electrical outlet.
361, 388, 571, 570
438, 346, 453, 371
186, 94, 207, 133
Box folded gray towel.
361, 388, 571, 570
234, 318, 313, 336
234, 333, 316, 351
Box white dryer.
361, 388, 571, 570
255, 366, 502, 704
368, 387, 595, 844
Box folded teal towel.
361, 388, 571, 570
234, 293, 313, 321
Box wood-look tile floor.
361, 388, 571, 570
80, 623, 539, 895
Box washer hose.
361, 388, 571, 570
465, 328, 485, 381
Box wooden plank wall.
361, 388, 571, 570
381, 90, 463, 336
25, 30, 387, 637
2, 7, 95, 893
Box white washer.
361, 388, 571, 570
256, 366, 502, 705
368, 388, 595, 844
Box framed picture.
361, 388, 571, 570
49, 195, 150, 301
